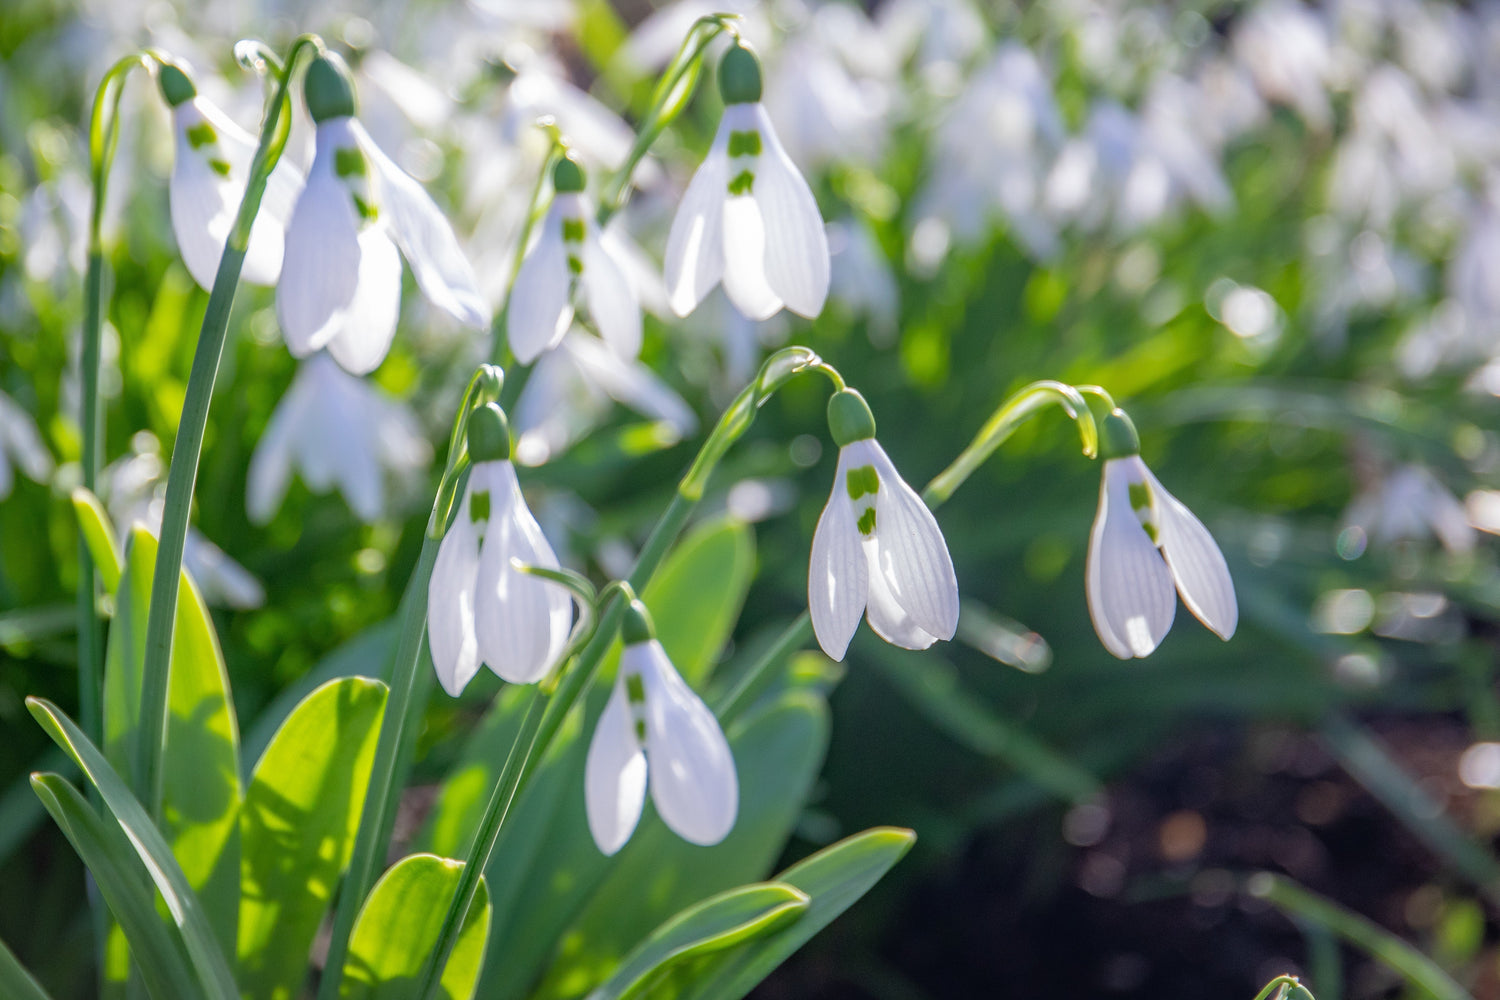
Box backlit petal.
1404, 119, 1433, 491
324, 224, 403, 375
809, 448, 867, 661
1145, 467, 1238, 640
507, 207, 574, 364
867, 440, 960, 642
582, 232, 643, 360
585, 677, 648, 857
664, 125, 730, 317
720, 195, 783, 320
169, 103, 238, 291
749, 104, 830, 318
428, 502, 482, 696
863, 543, 941, 649
245, 362, 311, 524
278, 121, 363, 356
1086, 458, 1176, 658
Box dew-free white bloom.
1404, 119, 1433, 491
665, 42, 829, 322
585, 601, 737, 855
808, 390, 959, 661
0, 390, 54, 500
1086, 411, 1237, 659
247, 352, 431, 524
157, 63, 304, 291
427, 404, 573, 696
278, 54, 490, 376
508, 158, 641, 364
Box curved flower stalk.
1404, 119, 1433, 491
665, 40, 830, 321
509, 155, 642, 364
1086, 408, 1237, 658
157, 62, 305, 290
278, 53, 490, 375
427, 403, 573, 695
0, 390, 55, 500
808, 389, 960, 661
585, 599, 738, 855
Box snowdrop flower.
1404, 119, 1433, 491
585, 599, 737, 855
665, 41, 830, 322
427, 403, 573, 695
247, 352, 431, 524
808, 389, 959, 661
1086, 409, 1237, 659
1344, 463, 1476, 555
278, 54, 490, 376
508, 156, 641, 363
157, 62, 304, 291
0, 390, 54, 499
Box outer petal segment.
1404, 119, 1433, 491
808, 449, 868, 661
868, 441, 959, 642
427, 501, 482, 696
1086, 457, 1176, 658
1146, 467, 1238, 640
750, 104, 830, 318
585, 677, 648, 857
277, 121, 364, 357
664, 123, 730, 317
582, 231, 643, 360
508, 208, 574, 364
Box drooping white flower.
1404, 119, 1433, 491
1086, 410, 1237, 659
508, 157, 641, 364
247, 352, 431, 525
664, 41, 830, 322
157, 62, 304, 291
1345, 463, 1476, 556
277, 54, 490, 376
0, 389, 54, 500
585, 600, 737, 855
808, 389, 959, 661
427, 403, 573, 696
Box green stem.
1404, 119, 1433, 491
714, 614, 814, 723
135, 35, 319, 817
1250, 976, 1305, 1000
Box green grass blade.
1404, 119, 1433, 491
0, 929, 55, 1000
70, 487, 122, 592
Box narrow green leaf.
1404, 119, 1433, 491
25, 701, 240, 1000
585, 883, 808, 1000
340, 854, 491, 1000
0, 928, 55, 1000
0, 747, 67, 867
71, 487, 122, 593
238, 676, 389, 1000
669, 827, 917, 1000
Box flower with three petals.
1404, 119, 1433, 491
585, 600, 737, 856
278, 54, 490, 375
427, 403, 573, 695
664, 41, 830, 322
158, 62, 304, 291
1086, 408, 1237, 658
808, 389, 960, 661
508, 156, 641, 364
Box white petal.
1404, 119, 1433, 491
720, 195, 783, 321
169, 104, 238, 291
1086, 458, 1176, 658
585, 677, 648, 857
749, 104, 830, 318
245, 364, 309, 524
862, 544, 941, 650
324, 224, 403, 375
1145, 467, 1238, 640
507, 208, 574, 364
355, 121, 490, 328
808, 449, 867, 661
277, 123, 363, 357
866, 441, 960, 642
0, 392, 53, 483
428, 498, 482, 697
503, 472, 574, 672
293, 355, 385, 520
664, 126, 730, 317
635, 640, 738, 846
582, 232, 642, 360
561, 334, 698, 434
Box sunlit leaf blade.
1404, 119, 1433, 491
340, 853, 491, 1000
0, 926, 55, 1000
238, 676, 388, 1000
70, 487, 122, 592
24, 702, 240, 1000
584, 883, 809, 1000
668, 827, 918, 1000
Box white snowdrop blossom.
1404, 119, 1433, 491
247, 353, 431, 525
665, 42, 830, 322
585, 601, 737, 855
158, 63, 305, 292
508, 158, 641, 364
1345, 463, 1476, 556
1086, 411, 1237, 659
808, 390, 959, 661
427, 404, 573, 696
0, 390, 54, 499
277, 54, 490, 376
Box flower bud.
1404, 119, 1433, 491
475, 364, 504, 403
827, 388, 877, 447
467, 402, 512, 462
304, 52, 357, 123
1099, 408, 1141, 460
718, 42, 762, 105
621, 599, 656, 645
157, 61, 197, 107
552, 154, 587, 194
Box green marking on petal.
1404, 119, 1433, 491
470, 491, 491, 524
186, 122, 217, 150
728, 170, 755, 196
625, 674, 646, 705
567, 254, 583, 275
728, 130, 762, 157
208, 158, 232, 177
1127, 481, 1160, 544
352, 194, 379, 222
335, 147, 368, 178
857, 508, 877, 536
634, 719, 647, 742
562, 218, 586, 243
845, 464, 880, 500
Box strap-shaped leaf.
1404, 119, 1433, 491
71, 487, 122, 592
28, 771, 212, 1000
239, 676, 388, 1000
340, 853, 491, 1000
586, 883, 808, 1000
0, 926, 55, 1000
26, 700, 239, 1000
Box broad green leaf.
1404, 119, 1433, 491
528, 689, 830, 1000
340, 854, 491, 1000
0, 927, 54, 1000
26, 700, 240, 1000
103, 526, 242, 954
238, 677, 388, 1000
668, 828, 918, 1000
585, 884, 808, 1000
70, 487, 121, 592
